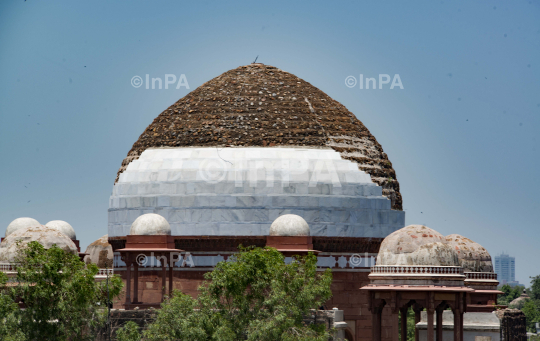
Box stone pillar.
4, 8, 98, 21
460, 293, 464, 341
391, 309, 399, 341
125, 257, 131, 306
427, 309, 435, 341
400, 307, 408, 341
372, 307, 382, 341
453, 293, 464, 341
161, 259, 166, 302
436, 307, 443, 341
413, 304, 422, 341
427, 293, 435, 341
453, 309, 460, 341
168, 259, 174, 297
459, 309, 464, 341
133, 262, 139, 304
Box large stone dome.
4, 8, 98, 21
377, 225, 460, 266
108, 64, 405, 238
0, 226, 78, 262
445, 234, 493, 272
117, 64, 401, 209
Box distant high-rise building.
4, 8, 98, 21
495, 253, 519, 286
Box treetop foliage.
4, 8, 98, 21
117, 246, 333, 341
0, 241, 123, 341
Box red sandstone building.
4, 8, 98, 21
106, 63, 405, 340
97, 64, 501, 341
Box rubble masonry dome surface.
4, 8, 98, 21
84, 234, 113, 267
116, 64, 402, 210
445, 234, 493, 273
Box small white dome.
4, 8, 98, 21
130, 214, 171, 235
45, 220, 76, 240
0, 226, 78, 262
6, 217, 41, 237
269, 214, 310, 236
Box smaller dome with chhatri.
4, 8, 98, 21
45, 220, 77, 240
269, 214, 310, 237
509, 290, 530, 309
5, 217, 41, 237
130, 214, 171, 236
377, 225, 459, 266
445, 234, 493, 273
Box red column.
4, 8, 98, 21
133, 262, 139, 304
436, 307, 443, 341
168, 253, 174, 297
400, 307, 408, 341
427, 292, 435, 341
125, 256, 131, 306
427, 309, 435, 341
453, 309, 461, 341
459, 309, 464, 341
392, 309, 399, 341
161, 257, 166, 302
414, 305, 422, 341
372, 307, 382, 341
453, 293, 463, 341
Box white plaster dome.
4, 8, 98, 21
377, 225, 460, 266
5, 217, 40, 237
269, 214, 310, 236
445, 234, 493, 273
0, 226, 78, 262
108, 147, 405, 238
45, 220, 76, 240
130, 213, 171, 235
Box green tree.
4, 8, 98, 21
520, 275, 540, 333
0, 272, 26, 341
522, 300, 540, 332
124, 246, 333, 341
529, 275, 540, 300
498, 284, 525, 306
6, 241, 123, 340
398, 307, 416, 341
116, 321, 142, 341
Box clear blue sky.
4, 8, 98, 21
0, 0, 538, 285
